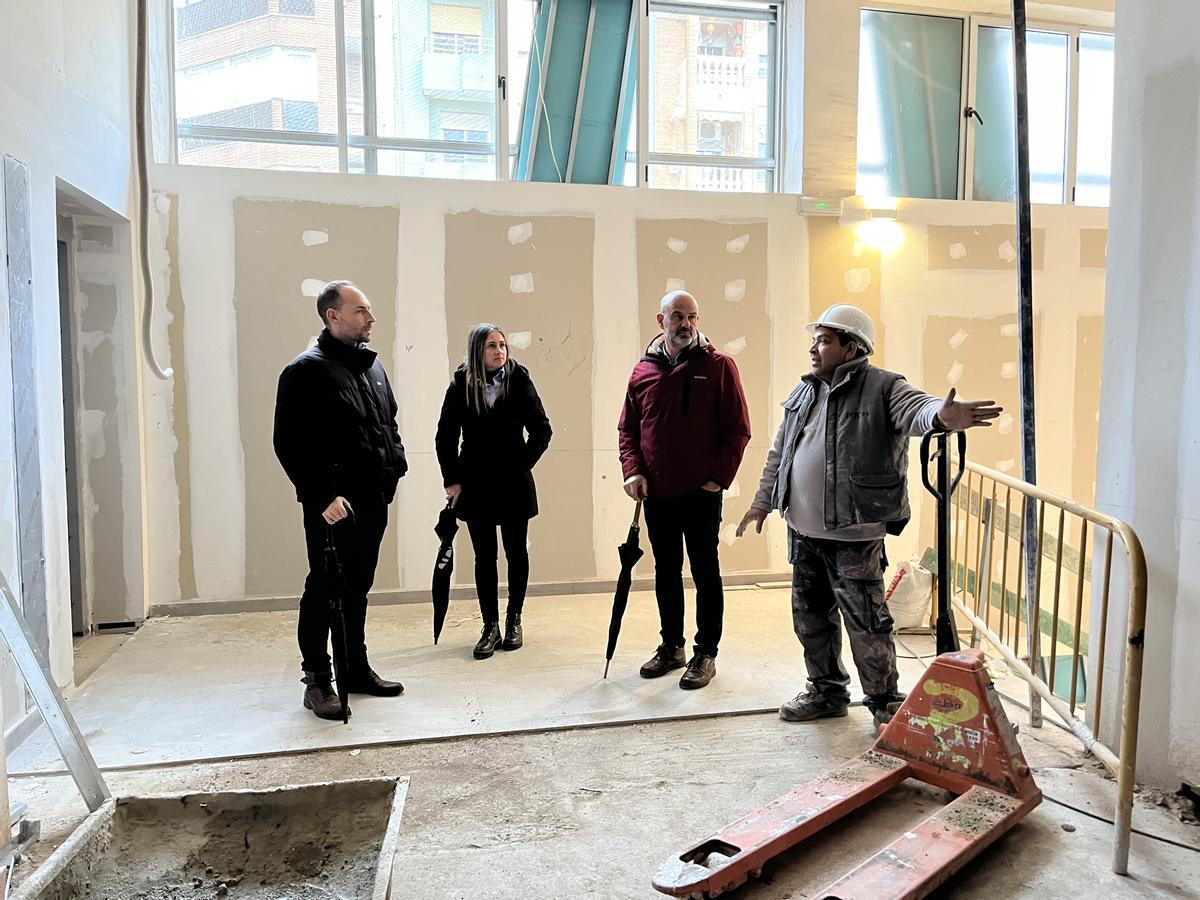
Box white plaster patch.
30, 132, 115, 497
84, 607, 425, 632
666, 237, 688, 254
508, 330, 532, 350
300, 278, 325, 297
724, 279, 746, 302
1000, 361, 1018, 379
509, 272, 535, 293
723, 336, 747, 355
665, 277, 686, 292
302, 229, 329, 247
720, 523, 739, 545
725, 480, 741, 499
946, 361, 964, 386
154, 194, 172, 214
949, 242, 968, 260
948, 328, 969, 350
996, 459, 1016, 473
997, 240, 1017, 263
998, 413, 1014, 435
1000, 323, 1019, 337
508, 222, 534, 244
844, 267, 871, 293
726, 233, 750, 254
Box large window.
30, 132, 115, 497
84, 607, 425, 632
856, 8, 1115, 206
172, 0, 778, 190
647, 2, 779, 192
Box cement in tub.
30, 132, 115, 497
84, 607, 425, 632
13, 776, 407, 900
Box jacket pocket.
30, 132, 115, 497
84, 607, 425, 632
849, 473, 904, 523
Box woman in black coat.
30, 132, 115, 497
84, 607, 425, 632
435, 323, 553, 659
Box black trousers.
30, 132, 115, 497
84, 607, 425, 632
643, 489, 724, 658
466, 518, 530, 623
297, 496, 388, 674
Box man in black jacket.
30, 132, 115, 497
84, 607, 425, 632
274, 281, 408, 720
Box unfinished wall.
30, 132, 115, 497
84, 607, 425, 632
0, 0, 136, 704
145, 167, 1108, 623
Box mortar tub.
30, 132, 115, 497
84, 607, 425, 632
13, 776, 408, 899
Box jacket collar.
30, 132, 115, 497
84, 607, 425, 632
318, 328, 377, 373
643, 331, 710, 367
801, 355, 870, 392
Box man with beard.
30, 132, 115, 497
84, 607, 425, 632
274, 280, 408, 720
618, 291, 751, 689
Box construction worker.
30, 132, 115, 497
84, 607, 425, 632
736, 304, 1001, 726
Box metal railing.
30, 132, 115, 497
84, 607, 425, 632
944, 460, 1147, 874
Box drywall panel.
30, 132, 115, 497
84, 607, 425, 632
4, 156, 48, 657
163, 194, 197, 601
1072, 317, 1103, 507
233, 199, 401, 598
1079, 228, 1107, 269
807, 216, 884, 365
927, 225, 1047, 271
635, 218, 770, 573
443, 211, 596, 583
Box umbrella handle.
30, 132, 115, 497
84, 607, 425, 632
632, 500, 642, 528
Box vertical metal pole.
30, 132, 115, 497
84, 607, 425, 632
361, 0, 378, 175
1011, 0, 1043, 726
935, 433, 960, 654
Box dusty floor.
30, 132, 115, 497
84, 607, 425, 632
9, 703, 1199, 898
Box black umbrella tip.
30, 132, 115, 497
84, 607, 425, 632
603, 659, 610, 680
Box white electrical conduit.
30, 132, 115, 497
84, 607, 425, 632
135, 0, 173, 380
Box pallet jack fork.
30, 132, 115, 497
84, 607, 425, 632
652, 649, 1041, 899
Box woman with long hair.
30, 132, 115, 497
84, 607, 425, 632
435, 324, 553, 659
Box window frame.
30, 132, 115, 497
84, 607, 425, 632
858, 3, 1113, 206
641, 0, 782, 191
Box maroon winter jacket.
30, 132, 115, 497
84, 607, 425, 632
618, 333, 751, 498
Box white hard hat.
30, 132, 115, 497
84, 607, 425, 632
807, 304, 876, 355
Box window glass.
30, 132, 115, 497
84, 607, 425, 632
857, 10, 963, 200
973, 26, 1069, 203
648, 3, 775, 190
1076, 32, 1114, 207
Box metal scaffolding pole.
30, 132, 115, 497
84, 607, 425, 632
1011, 0, 1043, 726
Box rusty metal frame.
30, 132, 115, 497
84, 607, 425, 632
946, 460, 1147, 875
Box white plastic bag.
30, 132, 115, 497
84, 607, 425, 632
885, 560, 933, 631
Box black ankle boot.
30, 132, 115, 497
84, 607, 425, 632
473, 622, 502, 659
502, 612, 523, 651
302, 671, 348, 720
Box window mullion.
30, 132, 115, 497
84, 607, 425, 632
962, 15, 982, 201
334, 0, 349, 173
1065, 27, 1081, 204
496, 0, 510, 180
361, 0, 379, 174
637, 0, 649, 187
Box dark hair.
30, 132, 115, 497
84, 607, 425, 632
463, 323, 513, 414
317, 280, 356, 325
829, 328, 864, 358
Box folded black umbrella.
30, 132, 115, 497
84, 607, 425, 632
604, 501, 644, 679
321, 520, 352, 724
432, 502, 459, 645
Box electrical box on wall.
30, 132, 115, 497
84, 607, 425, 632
797, 196, 844, 216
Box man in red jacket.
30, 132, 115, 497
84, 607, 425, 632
618, 291, 751, 689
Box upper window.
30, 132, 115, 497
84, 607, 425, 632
172, 0, 779, 191
856, 9, 1115, 206
647, 1, 778, 192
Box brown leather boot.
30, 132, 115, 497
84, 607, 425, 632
679, 654, 716, 689
639, 643, 687, 678
302, 671, 349, 720
344, 666, 404, 697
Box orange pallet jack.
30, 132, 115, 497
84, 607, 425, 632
652, 648, 1041, 899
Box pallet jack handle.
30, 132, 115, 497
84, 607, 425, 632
921, 429, 967, 654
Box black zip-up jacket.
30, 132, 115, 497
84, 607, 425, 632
273, 329, 408, 510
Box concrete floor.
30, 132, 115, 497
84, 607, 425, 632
8, 590, 1200, 897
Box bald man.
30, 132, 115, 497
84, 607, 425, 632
618, 291, 751, 689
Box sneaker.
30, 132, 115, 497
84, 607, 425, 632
866, 692, 907, 729
639, 643, 687, 678
679, 654, 716, 689
778, 691, 849, 722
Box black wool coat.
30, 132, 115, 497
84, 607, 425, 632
273, 329, 408, 510
435, 362, 552, 523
